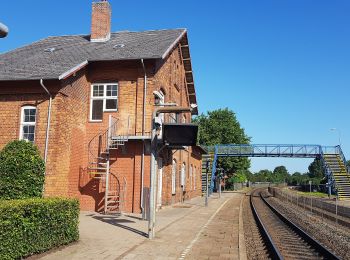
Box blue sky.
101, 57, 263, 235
1, 0, 349, 174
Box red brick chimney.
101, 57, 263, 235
90, 0, 111, 42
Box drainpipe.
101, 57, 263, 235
140, 59, 147, 219
40, 79, 52, 165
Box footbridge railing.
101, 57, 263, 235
214, 144, 323, 158
206, 144, 347, 194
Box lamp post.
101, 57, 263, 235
330, 128, 342, 147
148, 105, 195, 239
0, 22, 8, 38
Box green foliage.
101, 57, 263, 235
347, 160, 350, 168
193, 108, 251, 174
308, 158, 324, 179
0, 198, 79, 260
247, 167, 290, 184
0, 140, 45, 199
228, 170, 247, 184
271, 166, 289, 183
249, 169, 273, 182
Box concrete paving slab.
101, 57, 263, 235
37, 192, 244, 260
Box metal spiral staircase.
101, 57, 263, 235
87, 115, 129, 214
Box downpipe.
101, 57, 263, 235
140, 59, 147, 219
40, 79, 52, 173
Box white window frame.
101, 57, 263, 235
172, 159, 176, 195
181, 162, 186, 191
190, 165, 193, 190
90, 83, 118, 122
19, 106, 37, 142
193, 166, 196, 190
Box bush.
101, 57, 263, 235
0, 140, 45, 199
0, 198, 79, 259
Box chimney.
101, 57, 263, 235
90, 0, 111, 42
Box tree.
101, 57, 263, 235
289, 172, 310, 185
272, 166, 289, 183
193, 108, 250, 175
347, 160, 350, 169
251, 169, 273, 182
308, 158, 324, 179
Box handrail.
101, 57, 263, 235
214, 144, 323, 158
336, 145, 349, 174
88, 116, 119, 169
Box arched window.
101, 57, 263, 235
20, 106, 37, 142
181, 162, 186, 191
193, 166, 196, 190
172, 159, 176, 195
190, 165, 193, 190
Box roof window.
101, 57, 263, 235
113, 44, 125, 49
44, 47, 56, 53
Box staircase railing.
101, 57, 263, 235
336, 145, 349, 174
319, 147, 334, 182
88, 116, 119, 174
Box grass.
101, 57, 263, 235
282, 187, 333, 198
296, 191, 331, 198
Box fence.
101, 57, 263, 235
268, 187, 350, 228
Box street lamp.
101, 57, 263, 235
148, 105, 195, 239
0, 22, 9, 38
330, 128, 342, 147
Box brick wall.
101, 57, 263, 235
0, 44, 202, 213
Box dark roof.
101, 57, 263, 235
0, 29, 186, 81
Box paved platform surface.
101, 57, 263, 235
38, 192, 244, 260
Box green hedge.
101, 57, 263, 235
0, 140, 45, 199
0, 198, 79, 260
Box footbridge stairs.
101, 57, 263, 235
203, 144, 350, 200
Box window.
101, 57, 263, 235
172, 159, 176, 195
181, 162, 186, 191
169, 113, 177, 123
90, 83, 118, 121
193, 166, 196, 190
190, 165, 193, 190
20, 106, 37, 142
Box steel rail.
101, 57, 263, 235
260, 192, 340, 259
250, 192, 283, 260
251, 189, 340, 260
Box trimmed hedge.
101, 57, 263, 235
0, 198, 79, 260
0, 140, 45, 199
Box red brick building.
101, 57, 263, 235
0, 1, 204, 214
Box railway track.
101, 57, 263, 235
250, 188, 340, 260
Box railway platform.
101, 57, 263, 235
33, 192, 245, 260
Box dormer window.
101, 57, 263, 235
90, 83, 118, 121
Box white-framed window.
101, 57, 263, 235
193, 166, 196, 190
20, 106, 37, 142
181, 162, 186, 191
90, 83, 118, 121
172, 159, 177, 195
190, 165, 193, 190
